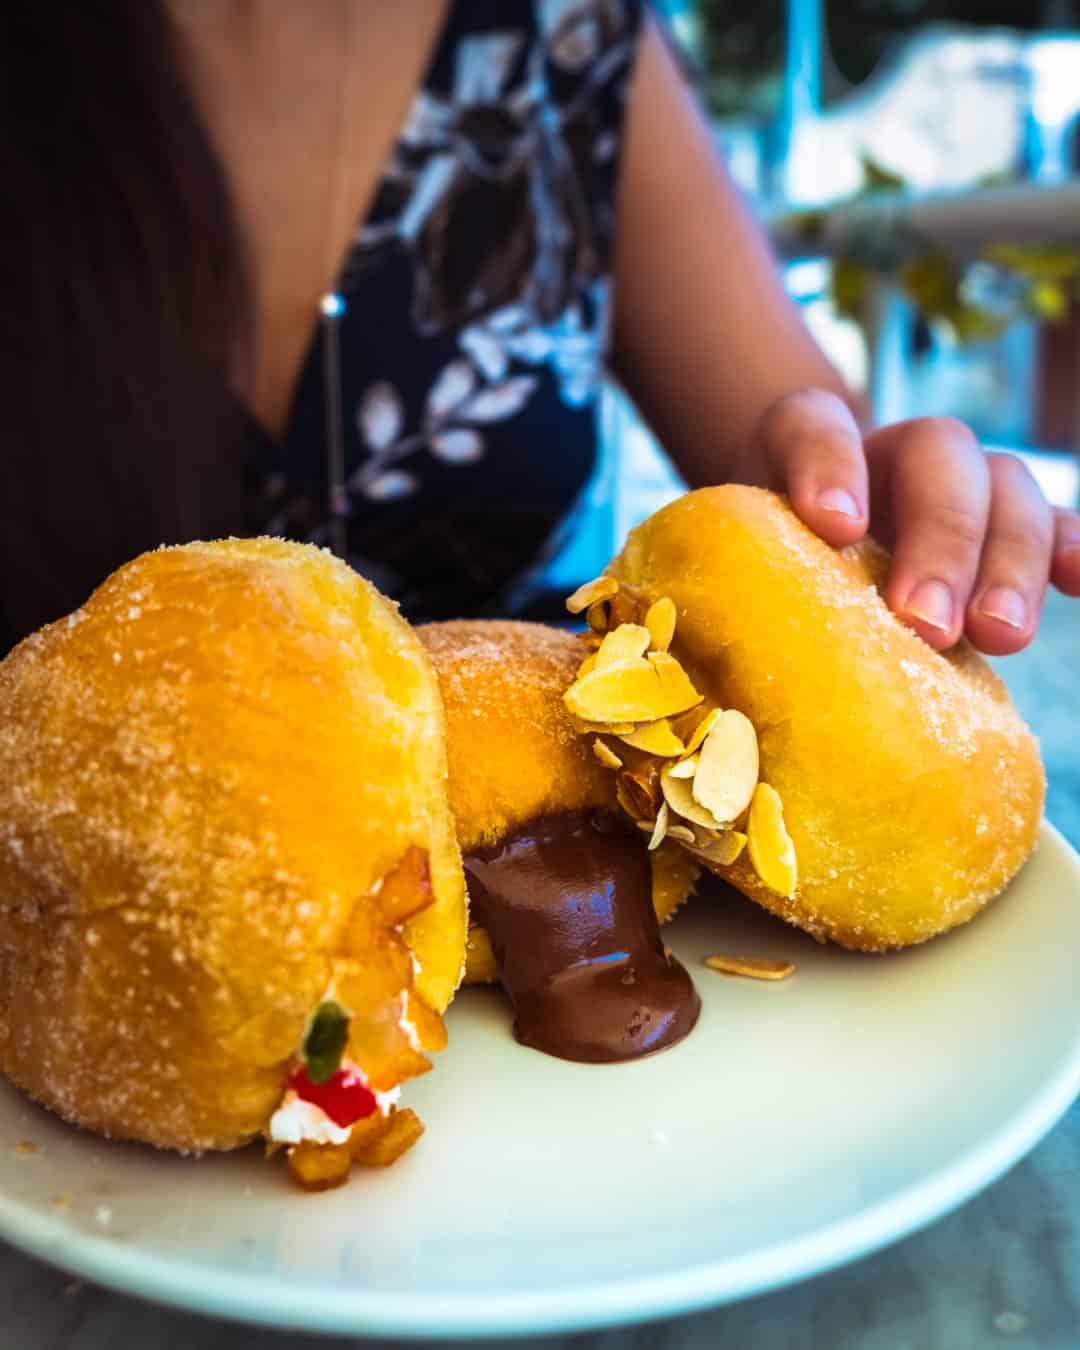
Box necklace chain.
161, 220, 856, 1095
320, 4, 357, 559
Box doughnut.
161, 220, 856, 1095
561, 485, 1044, 950
419, 620, 701, 1061
0, 539, 467, 1189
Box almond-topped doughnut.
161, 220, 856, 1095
563, 486, 1044, 950
419, 620, 700, 1062
0, 539, 467, 1190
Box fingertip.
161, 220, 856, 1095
964, 619, 1035, 657
1050, 508, 1080, 593
1051, 537, 1080, 596
964, 581, 1043, 655
792, 484, 868, 548
890, 576, 963, 650
899, 616, 957, 651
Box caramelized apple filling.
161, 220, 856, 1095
267, 847, 447, 1191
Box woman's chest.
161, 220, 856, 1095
175, 0, 449, 435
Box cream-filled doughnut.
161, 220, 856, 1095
0, 539, 467, 1188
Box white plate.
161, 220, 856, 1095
2, 823, 1080, 1340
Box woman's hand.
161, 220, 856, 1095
612, 18, 1080, 656
752, 389, 1080, 656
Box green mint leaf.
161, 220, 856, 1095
303, 1001, 350, 1086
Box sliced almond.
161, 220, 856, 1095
688, 829, 747, 867
566, 575, 618, 615
692, 709, 759, 825
587, 602, 612, 634
618, 718, 686, 757
608, 588, 641, 628
565, 660, 701, 726
747, 783, 798, 897
619, 779, 645, 823
667, 755, 698, 780
648, 801, 670, 851
595, 623, 652, 670
647, 651, 703, 708
644, 597, 677, 653
572, 719, 637, 736
660, 763, 726, 831
704, 954, 795, 981
682, 707, 723, 756
592, 738, 623, 770
666, 824, 697, 844
620, 770, 660, 819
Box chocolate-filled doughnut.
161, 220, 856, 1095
420, 620, 700, 1062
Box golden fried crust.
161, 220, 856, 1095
419, 621, 616, 853
0, 539, 466, 1151
609, 485, 1045, 949
419, 621, 699, 983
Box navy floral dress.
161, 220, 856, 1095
250, 0, 645, 621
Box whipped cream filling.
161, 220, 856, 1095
269, 1095, 352, 1147
268, 1062, 401, 1147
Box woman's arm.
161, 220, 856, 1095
611, 17, 851, 481
611, 16, 1080, 655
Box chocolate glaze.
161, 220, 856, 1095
464, 810, 700, 1063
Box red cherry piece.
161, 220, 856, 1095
288, 1065, 379, 1128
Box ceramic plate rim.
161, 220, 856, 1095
2, 822, 1079, 1341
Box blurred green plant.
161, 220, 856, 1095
821, 164, 1080, 342
694, 0, 1080, 118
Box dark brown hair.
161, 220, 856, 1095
0, 1, 250, 648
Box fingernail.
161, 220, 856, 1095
816, 487, 860, 519
979, 586, 1027, 631
905, 579, 954, 634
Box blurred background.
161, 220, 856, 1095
537, 0, 1080, 839
546, 0, 1080, 583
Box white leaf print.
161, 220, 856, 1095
357, 382, 403, 451
459, 376, 539, 423
361, 470, 418, 502
507, 330, 555, 364
400, 90, 453, 146
452, 35, 523, 103
427, 359, 477, 420
430, 428, 485, 463
486, 304, 530, 334
550, 17, 601, 71
592, 131, 618, 163
399, 156, 457, 242
560, 304, 585, 336
558, 367, 595, 408
460, 327, 508, 381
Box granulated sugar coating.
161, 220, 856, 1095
419, 621, 700, 984
419, 621, 612, 853
0, 538, 465, 1152
609, 486, 1045, 950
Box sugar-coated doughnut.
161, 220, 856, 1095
419, 620, 701, 1062
419, 620, 699, 981
0, 539, 466, 1178
568, 486, 1044, 950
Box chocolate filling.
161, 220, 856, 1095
464, 810, 700, 1063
